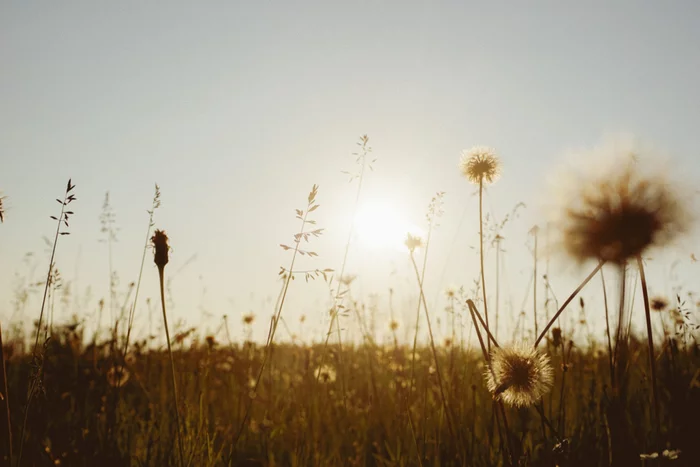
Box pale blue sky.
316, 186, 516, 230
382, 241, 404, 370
2, 1, 699, 344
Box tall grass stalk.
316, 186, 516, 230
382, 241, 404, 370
316, 136, 372, 382
408, 251, 456, 442
233, 185, 325, 451
120, 184, 161, 377
18, 178, 76, 466
0, 323, 12, 465
152, 230, 185, 467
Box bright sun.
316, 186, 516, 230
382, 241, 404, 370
354, 202, 423, 252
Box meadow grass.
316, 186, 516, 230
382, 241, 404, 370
1, 139, 699, 466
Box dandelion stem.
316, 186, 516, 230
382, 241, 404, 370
600, 267, 616, 389
636, 255, 662, 446
478, 178, 490, 352
534, 261, 604, 348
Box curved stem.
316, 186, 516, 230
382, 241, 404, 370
409, 253, 456, 441
534, 261, 604, 348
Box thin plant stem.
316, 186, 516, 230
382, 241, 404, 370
636, 255, 662, 446
533, 227, 539, 338
534, 261, 604, 348
0, 323, 12, 465
19, 180, 74, 466
600, 268, 616, 389
158, 264, 185, 467
121, 185, 160, 374
409, 253, 456, 441
478, 178, 490, 352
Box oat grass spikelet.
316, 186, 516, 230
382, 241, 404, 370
0, 193, 5, 223
485, 344, 554, 408
558, 152, 690, 264
459, 146, 501, 184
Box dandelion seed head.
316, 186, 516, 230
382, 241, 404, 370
459, 146, 501, 185
485, 344, 554, 408
550, 140, 693, 265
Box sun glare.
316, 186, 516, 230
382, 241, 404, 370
354, 202, 423, 252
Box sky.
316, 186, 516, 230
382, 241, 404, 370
1, 1, 700, 346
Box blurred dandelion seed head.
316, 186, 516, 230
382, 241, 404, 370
459, 146, 501, 185
551, 140, 693, 265
485, 344, 554, 408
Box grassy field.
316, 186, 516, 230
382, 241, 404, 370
1, 327, 698, 466
1, 143, 700, 466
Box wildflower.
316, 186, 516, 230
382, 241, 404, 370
314, 364, 336, 383
106, 365, 130, 387
389, 320, 400, 331
662, 449, 681, 460
443, 337, 453, 348
485, 344, 554, 408
459, 146, 501, 184
556, 148, 690, 264
651, 296, 669, 312
151, 230, 170, 269
639, 452, 659, 460
404, 233, 423, 253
